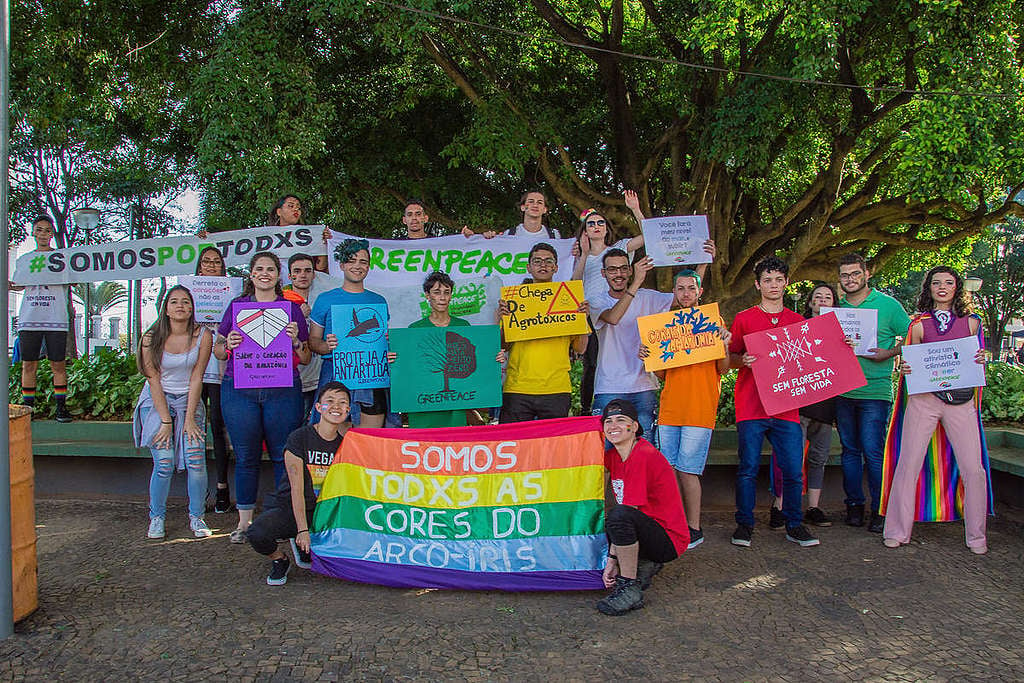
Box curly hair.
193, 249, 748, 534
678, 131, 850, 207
916, 266, 973, 317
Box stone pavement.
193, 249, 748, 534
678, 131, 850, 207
2, 498, 1023, 681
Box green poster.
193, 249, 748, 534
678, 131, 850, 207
389, 325, 503, 413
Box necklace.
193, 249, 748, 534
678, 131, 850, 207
758, 304, 781, 326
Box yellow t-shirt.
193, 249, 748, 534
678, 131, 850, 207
504, 336, 573, 395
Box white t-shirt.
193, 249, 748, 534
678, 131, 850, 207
589, 287, 673, 394
18, 270, 69, 332
581, 238, 632, 301
502, 224, 562, 240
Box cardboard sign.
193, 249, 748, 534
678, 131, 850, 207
637, 303, 726, 371
500, 280, 589, 342
640, 215, 712, 266
13, 225, 326, 285
901, 336, 986, 395
744, 313, 867, 415
231, 301, 295, 388
326, 233, 575, 288
331, 304, 390, 389
177, 275, 243, 324
389, 325, 503, 413
820, 306, 878, 356
311, 417, 607, 591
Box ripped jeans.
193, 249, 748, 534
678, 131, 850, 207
149, 443, 208, 520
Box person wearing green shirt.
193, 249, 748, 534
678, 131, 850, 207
391, 271, 505, 428
835, 253, 912, 533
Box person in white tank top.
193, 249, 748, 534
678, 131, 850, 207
133, 285, 213, 541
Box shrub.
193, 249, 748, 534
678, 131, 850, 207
9, 348, 145, 421
980, 362, 1024, 423
717, 369, 738, 426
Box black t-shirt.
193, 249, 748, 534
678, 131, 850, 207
278, 424, 344, 510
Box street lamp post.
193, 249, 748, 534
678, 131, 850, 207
72, 209, 100, 357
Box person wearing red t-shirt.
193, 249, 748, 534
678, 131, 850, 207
727, 256, 820, 549
598, 399, 689, 616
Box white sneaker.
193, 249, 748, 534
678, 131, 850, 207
147, 517, 165, 539
190, 516, 213, 538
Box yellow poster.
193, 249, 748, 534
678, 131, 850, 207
637, 303, 726, 371
500, 280, 590, 342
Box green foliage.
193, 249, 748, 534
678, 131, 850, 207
981, 362, 1024, 423
71, 281, 129, 318
10, 349, 145, 421
717, 370, 738, 427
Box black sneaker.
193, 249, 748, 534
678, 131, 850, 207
804, 507, 833, 527
213, 487, 233, 514
686, 527, 704, 549
769, 506, 786, 530
845, 504, 865, 527
596, 577, 643, 616
731, 524, 753, 547
635, 559, 663, 590
868, 513, 885, 534
290, 538, 313, 570
786, 524, 820, 547
266, 557, 291, 585
54, 405, 73, 423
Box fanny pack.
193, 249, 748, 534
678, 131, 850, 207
933, 388, 975, 405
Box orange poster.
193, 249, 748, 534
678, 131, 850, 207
637, 303, 726, 371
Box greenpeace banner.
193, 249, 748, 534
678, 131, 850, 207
326, 233, 575, 288
744, 313, 867, 415
378, 277, 502, 328
12, 225, 327, 286
637, 303, 726, 372
311, 417, 608, 591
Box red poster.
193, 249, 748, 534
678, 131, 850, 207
743, 313, 866, 415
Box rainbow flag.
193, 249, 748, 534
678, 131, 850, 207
311, 417, 608, 591
879, 314, 994, 521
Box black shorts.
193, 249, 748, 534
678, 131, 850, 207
358, 388, 389, 416
19, 330, 68, 362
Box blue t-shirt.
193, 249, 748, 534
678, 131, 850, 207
309, 287, 389, 357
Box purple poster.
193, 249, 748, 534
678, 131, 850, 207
231, 301, 294, 389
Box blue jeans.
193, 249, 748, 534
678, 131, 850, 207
835, 397, 892, 513
220, 375, 304, 511
148, 445, 207, 520
592, 390, 658, 440
736, 418, 804, 528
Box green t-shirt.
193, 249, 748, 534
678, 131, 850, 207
840, 289, 911, 401
405, 315, 471, 427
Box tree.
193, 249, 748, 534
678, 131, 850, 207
72, 282, 129, 319
192, 0, 1024, 313
967, 220, 1024, 353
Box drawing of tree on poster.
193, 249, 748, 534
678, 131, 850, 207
422, 331, 477, 391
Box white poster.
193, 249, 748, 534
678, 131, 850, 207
325, 232, 575, 289
177, 276, 244, 324
901, 336, 986, 395
640, 215, 711, 266
12, 225, 327, 286
820, 307, 878, 356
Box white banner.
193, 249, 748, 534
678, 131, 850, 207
640, 215, 711, 266
902, 336, 986, 395
176, 276, 244, 324
325, 232, 575, 289
378, 277, 503, 329
820, 307, 878, 356
12, 225, 327, 285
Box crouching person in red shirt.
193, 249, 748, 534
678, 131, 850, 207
599, 399, 690, 616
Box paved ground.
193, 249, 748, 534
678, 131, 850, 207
2, 498, 1023, 681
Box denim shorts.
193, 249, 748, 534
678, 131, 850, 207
658, 425, 713, 475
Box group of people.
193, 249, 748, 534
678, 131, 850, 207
17, 188, 991, 616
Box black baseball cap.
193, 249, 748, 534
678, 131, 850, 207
601, 399, 642, 437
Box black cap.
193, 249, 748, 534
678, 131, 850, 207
601, 399, 642, 437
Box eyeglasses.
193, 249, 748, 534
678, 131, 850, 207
838, 271, 863, 281
530, 258, 557, 267
586, 220, 606, 227
603, 265, 631, 274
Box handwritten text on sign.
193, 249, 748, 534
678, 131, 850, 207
331, 304, 390, 389
311, 418, 607, 591
820, 306, 878, 356
640, 215, 711, 267
901, 335, 986, 395
500, 280, 589, 342
637, 303, 725, 372
744, 313, 867, 415
231, 302, 295, 388
177, 275, 243, 324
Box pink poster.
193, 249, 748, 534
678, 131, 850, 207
744, 313, 866, 415
231, 301, 295, 389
